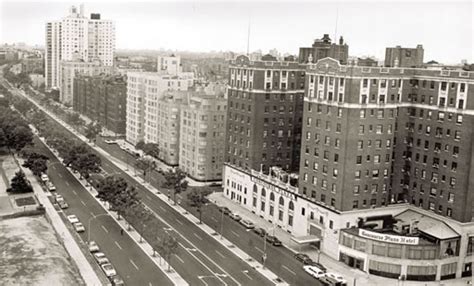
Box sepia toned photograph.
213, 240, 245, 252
0, 0, 473, 285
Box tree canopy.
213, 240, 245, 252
7, 171, 33, 193
162, 168, 188, 204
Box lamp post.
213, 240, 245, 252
87, 213, 109, 242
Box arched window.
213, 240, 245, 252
289, 201, 294, 211
261, 188, 266, 197
279, 197, 285, 206
270, 192, 275, 201
253, 184, 257, 194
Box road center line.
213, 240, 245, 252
215, 250, 225, 259
114, 241, 123, 250
101, 225, 109, 233
242, 271, 253, 280
175, 254, 184, 264
175, 218, 184, 225
254, 246, 264, 253
282, 265, 296, 276
230, 230, 240, 237
130, 259, 139, 270
72, 190, 77, 195
193, 233, 203, 240
80, 200, 86, 206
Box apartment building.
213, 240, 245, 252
180, 94, 227, 181
299, 34, 349, 65
73, 74, 127, 134
385, 45, 424, 68
225, 54, 305, 173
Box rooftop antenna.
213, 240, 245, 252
334, 5, 339, 43
246, 17, 251, 56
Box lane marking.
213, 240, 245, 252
215, 250, 225, 259
211, 217, 218, 223
145, 195, 152, 200
242, 270, 253, 280
230, 230, 240, 237
254, 246, 264, 253
130, 259, 139, 270
72, 190, 77, 195
193, 233, 203, 240
149, 283, 153, 286
114, 241, 122, 250
90, 212, 95, 216
65, 181, 70, 186
282, 265, 296, 276
58, 173, 63, 178
175, 254, 184, 264
80, 200, 86, 206
158, 205, 167, 212
101, 225, 109, 233
175, 218, 184, 225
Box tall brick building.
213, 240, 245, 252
384, 45, 424, 68
73, 74, 127, 134
225, 54, 305, 173
299, 34, 349, 65
300, 57, 474, 222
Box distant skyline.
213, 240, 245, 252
0, 0, 472, 64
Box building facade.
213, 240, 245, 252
298, 34, 349, 65
180, 94, 227, 181
73, 75, 127, 134
384, 45, 424, 68
226, 55, 305, 173
45, 5, 115, 90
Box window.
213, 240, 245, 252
360, 110, 366, 118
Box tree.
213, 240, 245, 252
22, 152, 49, 176
135, 157, 156, 182
162, 168, 188, 205
187, 189, 212, 224
97, 176, 128, 205
0, 107, 33, 153
73, 152, 101, 179
158, 233, 179, 271
142, 143, 160, 159
29, 110, 47, 130
135, 140, 145, 151
98, 176, 140, 219
85, 122, 102, 143
7, 171, 33, 193
66, 112, 85, 127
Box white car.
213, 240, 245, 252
58, 200, 69, 209
55, 194, 64, 203
229, 212, 242, 221
41, 173, 49, 182
94, 252, 110, 265
240, 219, 255, 229
325, 273, 347, 284
88, 241, 100, 253
74, 222, 85, 232
104, 139, 117, 144
47, 181, 56, 191
303, 265, 326, 278
101, 263, 117, 277
67, 215, 79, 224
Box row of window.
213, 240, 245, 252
407, 108, 463, 123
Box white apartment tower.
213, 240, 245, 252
45, 5, 115, 90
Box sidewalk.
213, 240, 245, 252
209, 192, 474, 286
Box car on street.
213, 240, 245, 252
266, 235, 282, 246
324, 273, 347, 284
88, 241, 100, 253
240, 219, 255, 229
73, 222, 85, 232
319, 273, 347, 286
218, 206, 231, 215
54, 194, 64, 202
308, 261, 327, 271
93, 252, 110, 265
229, 212, 242, 221
253, 227, 267, 237
101, 263, 117, 277
47, 181, 56, 191
110, 275, 125, 286
104, 139, 117, 144
41, 173, 49, 182
58, 200, 69, 209
303, 265, 326, 279
294, 253, 312, 264
67, 215, 79, 224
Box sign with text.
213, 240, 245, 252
358, 229, 419, 245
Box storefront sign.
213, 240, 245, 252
358, 229, 419, 245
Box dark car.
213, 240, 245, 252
266, 235, 282, 246
294, 253, 312, 264
308, 261, 327, 272
218, 206, 231, 215
253, 227, 267, 237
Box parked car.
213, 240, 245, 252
319, 273, 347, 286
294, 253, 312, 264
47, 181, 56, 191
67, 215, 79, 224
58, 200, 69, 209
104, 139, 117, 144
41, 173, 49, 182
253, 227, 267, 237
308, 261, 327, 272
54, 194, 64, 203
324, 273, 347, 284
229, 212, 242, 221
110, 275, 125, 286
93, 252, 110, 265
240, 219, 255, 229
303, 265, 326, 279
101, 263, 117, 277
88, 241, 100, 253
266, 235, 282, 246
73, 222, 85, 232
218, 206, 231, 215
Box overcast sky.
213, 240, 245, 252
0, 0, 472, 63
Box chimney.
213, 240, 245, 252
339, 36, 344, 45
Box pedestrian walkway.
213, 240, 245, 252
24, 163, 102, 286
209, 192, 474, 286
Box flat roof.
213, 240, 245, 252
394, 209, 460, 240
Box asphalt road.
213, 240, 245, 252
32, 136, 174, 286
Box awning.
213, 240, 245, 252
291, 235, 321, 244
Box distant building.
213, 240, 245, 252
59, 60, 113, 105
21, 57, 43, 73
298, 34, 349, 64
73, 75, 127, 134
384, 45, 424, 68
45, 5, 115, 90
0, 50, 18, 61
29, 74, 45, 88
180, 93, 227, 181
356, 57, 378, 67
157, 55, 182, 75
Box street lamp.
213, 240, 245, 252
87, 213, 109, 242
